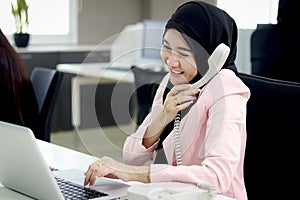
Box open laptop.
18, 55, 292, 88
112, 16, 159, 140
0, 121, 130, 200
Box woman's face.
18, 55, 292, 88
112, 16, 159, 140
160, 28, 197, 85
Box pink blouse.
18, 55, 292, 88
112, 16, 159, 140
123, 69, 250, 200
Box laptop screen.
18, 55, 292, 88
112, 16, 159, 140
0, 121, 129, 199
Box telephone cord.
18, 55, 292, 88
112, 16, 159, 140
197, 183, 217, 200
173, 113, 182, 166
173, 112, 217, 200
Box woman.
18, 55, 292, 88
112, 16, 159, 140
0, 28, 38, 132
84, 2, 250, 199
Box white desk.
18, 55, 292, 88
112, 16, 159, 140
57, 62, 134, 82
37, 140, 98, 171
0, 140, 236, 200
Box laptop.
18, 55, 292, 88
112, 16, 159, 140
0, 121, 130, 200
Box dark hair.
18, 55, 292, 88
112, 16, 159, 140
0, 29, 38, 128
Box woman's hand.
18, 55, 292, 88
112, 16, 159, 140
162, 84, 199, 124
84, 156, 150, 186
142, 84, 199, 148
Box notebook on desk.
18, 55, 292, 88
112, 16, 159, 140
0, 120, 130, 200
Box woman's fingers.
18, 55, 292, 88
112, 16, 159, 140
84, 157, 129, 186
84, 163, 96, 186
176, 100, 194, 110
84, 160, 108, 186
175, 95, 196, 105
170, 84, 191, 95
167, 84, 199, 109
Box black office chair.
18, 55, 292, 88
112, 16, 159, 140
250, 23, 300, 82
131, 66, 167, 126
238, 73, 300, 200
30, 67, 64, 142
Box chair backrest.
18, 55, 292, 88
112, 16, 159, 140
238, 73, 300, 199
131, 66, 167, 126
250, 24, 300, 82
30, 67, 63, 142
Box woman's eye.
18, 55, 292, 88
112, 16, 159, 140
178, 52, 190, 57
162, 45, 171, 51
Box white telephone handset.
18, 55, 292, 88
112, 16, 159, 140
126, 44, 232, 200
191, 43, 230, 89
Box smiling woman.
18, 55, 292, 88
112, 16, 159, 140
0, 0, 77, 45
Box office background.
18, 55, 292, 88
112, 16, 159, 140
3, 0, 274, 157
77, 0, 216, 44
49, 0, 252, 160
76, 0, 260, 74
3, 1, 298, 199
53, 0, 218, 157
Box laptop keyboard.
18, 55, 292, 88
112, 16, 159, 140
55, 177, 108, 200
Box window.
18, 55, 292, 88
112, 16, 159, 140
217, 0, 279, 29
0, 0, 77, 45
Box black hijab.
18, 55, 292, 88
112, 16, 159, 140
165, 1, 238, 75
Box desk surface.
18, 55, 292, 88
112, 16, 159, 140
57, 62, 134, 82
37, 140, 98, 171
0, 140, 235, 200
16, 44, 110, 53
57, 62, 168, 82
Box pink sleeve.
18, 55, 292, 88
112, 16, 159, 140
123, 76, 168, 165
123, 119, 159, 165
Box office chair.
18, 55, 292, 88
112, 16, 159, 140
250, 23, 300, 82
130, 66, 167, 126
30, 67, 64, 142
238, 73, 300, 200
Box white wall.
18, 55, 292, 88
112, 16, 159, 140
78, 0, 143, 44
236, 29, 254, 74
78, 0, 217, 44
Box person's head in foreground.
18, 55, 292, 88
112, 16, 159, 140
84, 1, 250, 200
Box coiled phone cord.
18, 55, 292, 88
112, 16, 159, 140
173, 113, 183, 166
197, 183, 217, 200
173, 112, 217, 200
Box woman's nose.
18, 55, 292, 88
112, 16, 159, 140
166, 54, 179, 67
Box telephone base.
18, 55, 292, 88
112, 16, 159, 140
126, 182, 209, 200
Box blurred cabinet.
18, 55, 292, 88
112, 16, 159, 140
19, 52, 59, 73
72, 77, 134, 129
17, 46, 110, 132
59, 51, 110, 64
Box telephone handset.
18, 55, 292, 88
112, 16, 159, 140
191, 43, 230, 89
126, 44, 231, 200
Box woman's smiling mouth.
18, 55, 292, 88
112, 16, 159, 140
170, 68, 184, 75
